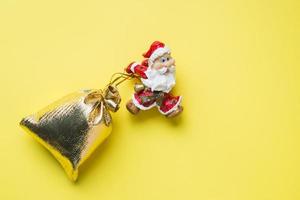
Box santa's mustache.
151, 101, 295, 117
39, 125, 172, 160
156, 66, 176, 75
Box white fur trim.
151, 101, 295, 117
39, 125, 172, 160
131, 94, 156, 110
141, 67, 176, 93
158, 96, 182, 115
130, 62, 139, 73
148, 47, 170, 67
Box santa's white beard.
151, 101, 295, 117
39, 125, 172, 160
142, 66, 176, 93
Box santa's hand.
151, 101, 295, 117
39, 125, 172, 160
125, 62, 135, 74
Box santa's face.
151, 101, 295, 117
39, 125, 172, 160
152, 53, 175, 71
142, 53, 176, 93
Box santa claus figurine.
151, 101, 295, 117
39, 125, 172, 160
125, 41, 183, 118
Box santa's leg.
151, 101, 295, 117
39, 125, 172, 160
158, 94, 183, 118
126, 89, 157, 115
166, 105, 183, 118
126, 99, 140, 115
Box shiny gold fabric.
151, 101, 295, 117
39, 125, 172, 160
20, 86, 121, 181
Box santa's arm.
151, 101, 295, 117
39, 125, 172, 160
125, 62, 148, 79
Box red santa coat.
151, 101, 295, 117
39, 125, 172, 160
125, 61, 182, 115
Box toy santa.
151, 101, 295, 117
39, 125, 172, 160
125, 41, 183, 118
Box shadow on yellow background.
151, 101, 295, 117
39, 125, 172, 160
0, 0, 299, 199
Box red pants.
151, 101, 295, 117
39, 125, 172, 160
132, 88, 182, 115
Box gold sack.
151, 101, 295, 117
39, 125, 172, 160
20, 86, 121, 181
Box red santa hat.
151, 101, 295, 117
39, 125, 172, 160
143, 41, 170, 67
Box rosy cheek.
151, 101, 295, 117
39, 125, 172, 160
153, 63, 163, 70
159, 64, 165, 69
170, 59, 175, 66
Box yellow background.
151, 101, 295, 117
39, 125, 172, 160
0, 0, 299, 199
